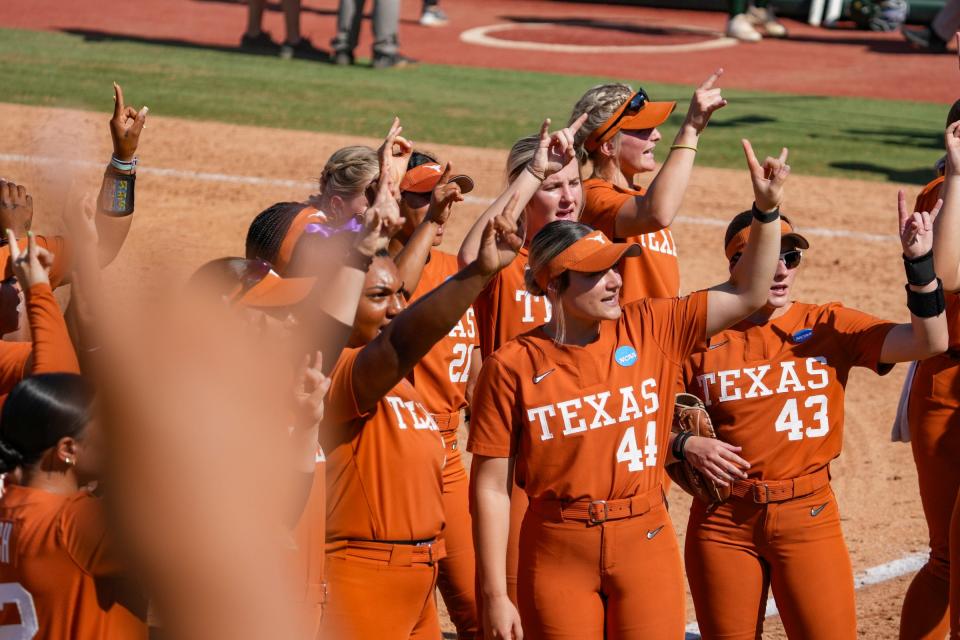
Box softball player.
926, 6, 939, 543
469, 140, 787, 640
0, 373, 147, 639
317, 142, 545, 638
901, 119, 960, 640
568, 71, 726, 303
458, 117, 586, 605
389, 156, 480, 638
680, 192, 948, 639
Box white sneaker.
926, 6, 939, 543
726, 13, 762, 42
419, 6, 448, 27
747, 6, 787, 37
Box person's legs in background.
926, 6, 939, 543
727, 0, 762, 42
903, 0, 960, 52
331, 0, 366, 65
371, 0, 416, 69
747, 0, 787, 37
420, 0, 449, 27
242, 0, 281, 52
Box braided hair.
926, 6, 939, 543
568, 83, 634, 164
245, 202, 310, 264
0, 374, 94, 473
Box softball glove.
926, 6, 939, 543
665, 393, 731, 509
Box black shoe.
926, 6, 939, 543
372, 53, 416, 69
240, 31, 280, 53
280, 38, 327, 60
902, 27, 948, 52
332, 50, 355, 66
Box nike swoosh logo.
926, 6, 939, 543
647, 525, 665, 540
708, 340, 729, 350
810, 502, 829, 517
533, 369, 555, 384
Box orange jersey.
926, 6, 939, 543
915, 175, 945, 216
407, 249, 478, 417
473, 247, 552, 357
582, 178, 680, 302
0, 283, 80, 400
468, 291, 707, 501
682, 302, 895, 480
290, 457, 326, 636
322, 347, 447, 542
1, 236, 70, 289
0, 485, 147, 639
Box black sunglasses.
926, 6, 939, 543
731, 250, 803, 269
593, 88, 650, 144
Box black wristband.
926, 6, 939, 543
903, 250, 936, 287
97, 172, 135, 217
751, 203, 780, 224
906, 279, 946, 318
673, 431, 691, 461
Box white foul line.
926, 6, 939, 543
0, 152, 897, 243
684, 552, 927, 638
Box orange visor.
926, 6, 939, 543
400, 163, 475, 195
235, 269, 317, 308
275, 206, 328, 273
724, 218, 810, 260
534, 230, 642, 290
584, 92, 676, 153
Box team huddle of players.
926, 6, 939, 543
0, 68, 956, 640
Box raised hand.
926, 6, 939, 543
945, 121, 960, 177
293, 351, 331, 429
898, 189, 940, 260
7, 230, 54, 289
0, 180, 33, 238
354, 176, 405, 257
110, 83, 148, 163
425, 162, 464, 226
528, 114, 589, 180
476, 192, 524, 277
684, 69, 727, 135
377, 117, 414, 199
742, 139, 790, 212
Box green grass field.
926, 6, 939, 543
0, 27, 949, 184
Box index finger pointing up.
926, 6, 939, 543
741, 139, 761, 175
700, 68, 724, 90
113, 82, 125, 120
568, 112, 589, 136
777, 147, 789, 165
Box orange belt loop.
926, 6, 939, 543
528, 485, 664, 524
730, 467, 831, 504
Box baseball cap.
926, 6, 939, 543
585, 89, 677, 152
236, 267, 317, 309
400, 163, 475, 195
535, 229, 642, 290
724, 211, 810, 260
275, 205, 328, 273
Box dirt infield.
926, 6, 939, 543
0, 102, 939, 638
1, 0, 955, 103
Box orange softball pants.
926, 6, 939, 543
686, 481, 856, 640
901, 355, 960, 640
319, 540, 443, 640
436, 416, 479, 640
516, 491, 685, 640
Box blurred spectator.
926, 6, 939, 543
420, 0, 448, 27
331, 0, 415, 68
726, 0, 786, 42
242, 0, 324, 59
903, 0, 960, 52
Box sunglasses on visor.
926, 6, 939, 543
592, 88, 651, 143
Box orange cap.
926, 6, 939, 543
400, 163, 475, 195
275, 206, 328, 273
584, 94, 676, 153
724, 218, 810, 260
534, 230, 642, 290
235, 269, 317, 308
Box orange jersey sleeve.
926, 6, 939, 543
0, 236, 71, 289
914, 175, 944, 215
581, 178, 680, 301
59, 492, 124, 577
406, 250, 477, 418
321, 348, 447, 542
468, 291, 708, 502
472, 248, 553, 358
683, 302, 895, 480
25, 283, 80, 375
